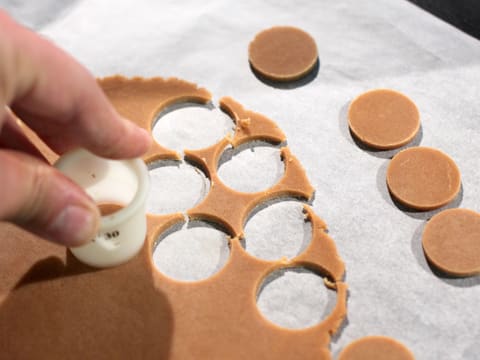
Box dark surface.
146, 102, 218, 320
409, 0, 480, 39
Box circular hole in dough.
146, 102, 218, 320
146, 160, 210, 215
256, 267, 334, 329
386, 147, 461, 211
217, 144, 284, 193
152, 220, 230, 282
338, 336, 415, 360
244, 200, 311, 261
248, 26, 318, 82
152, 103, 235, 153
422, 208, 480, 277
348, 89, 420, 150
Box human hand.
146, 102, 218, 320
0, 11, 151, 246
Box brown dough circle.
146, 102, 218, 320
248, 26, 318, 82
338, 336, 415, 360
422, 208, 480, 276
386, 147, 461, 210
348, 89, 420, 150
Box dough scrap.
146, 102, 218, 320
386, 146, 461, 211
348, 89, 420, 150
0, 76, 347, 359
422, 208, 480, 277
338, 336, 415, 360
248, 26, 318, 82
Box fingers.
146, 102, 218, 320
0, 149, 100, 246
0, 12, 148, 246
0, 11, 151, 159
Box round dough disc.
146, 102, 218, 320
248, 26, 318, 82
422, 208, 480, 276
348, 89, 420, 150
338, 336, 415, 360
386, 147, 461, 210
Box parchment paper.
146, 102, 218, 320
2, 0, 480, 358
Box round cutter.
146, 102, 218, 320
55, 148, 150, 268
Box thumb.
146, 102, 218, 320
0, 149, 100, 246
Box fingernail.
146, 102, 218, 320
48, 205, 99, 247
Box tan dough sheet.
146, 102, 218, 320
0, 76, 347, 359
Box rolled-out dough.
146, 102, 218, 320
0, 76, 347, 359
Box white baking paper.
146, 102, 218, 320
2, 0, 480, 358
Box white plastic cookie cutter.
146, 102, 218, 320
54, 149, 150, 268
